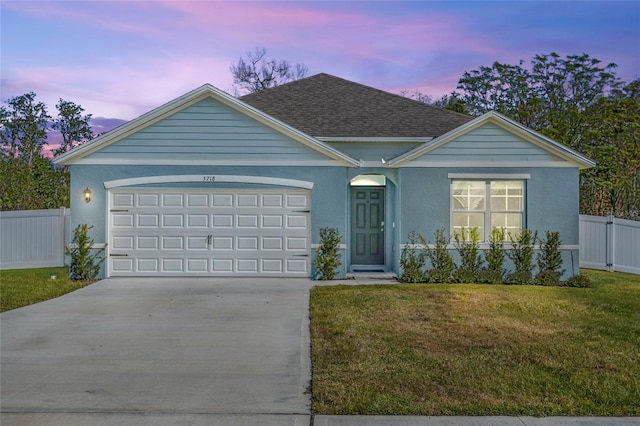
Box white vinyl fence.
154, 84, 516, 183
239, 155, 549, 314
580, 215, 640, 275
0, 207, 70, 270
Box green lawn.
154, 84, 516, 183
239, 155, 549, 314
0, 266, 94, 312
310, 269, 640, 416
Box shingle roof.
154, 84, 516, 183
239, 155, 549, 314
239, 73, 472, 138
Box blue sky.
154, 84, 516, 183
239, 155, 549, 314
2, 0, 639, 126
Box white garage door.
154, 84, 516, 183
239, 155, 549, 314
108, 189, 310, 277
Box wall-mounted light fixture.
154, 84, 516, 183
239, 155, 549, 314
83, 187, 92, 203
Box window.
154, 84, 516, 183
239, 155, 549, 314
452, 180, 524, 241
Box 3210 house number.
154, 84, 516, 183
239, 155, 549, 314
202, 175, 216, 182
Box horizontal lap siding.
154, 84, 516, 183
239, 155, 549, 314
84, 98, 330, 162
417, 123, 560, 163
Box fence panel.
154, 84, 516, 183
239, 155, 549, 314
579, 214, 640, 275
0, 208, 70, 270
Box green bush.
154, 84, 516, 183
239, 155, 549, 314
535, 231, 565, 286
452, 227, 482, 283
65, 224, 104, 281
505, 229, 537, 285
565, 274, 593, 288
315, 227, 342, 280
478, 228, 506, 284
425, 229, 454, 283
399, 231, 427, 283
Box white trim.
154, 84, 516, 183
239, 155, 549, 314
55, 84, 360, 167
399, 244, 580, 250
311, 244, 348, 249
448, 173, 531, 179
317, 136, 433, 143
396, 161, 576, 168
359, 160, 386, 167
70, 158, 345, 166
387, 111, 595, 169
103, 175, 315, 190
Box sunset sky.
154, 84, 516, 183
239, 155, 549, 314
2, 0, 639, 131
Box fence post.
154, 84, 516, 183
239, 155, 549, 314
606, 215, 615, 272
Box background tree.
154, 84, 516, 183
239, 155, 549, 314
230, 47, 308, 95
0, 92, 92, 210
0, 92, 50, 167
52, 99, 94, 155
451, 52, 636, 220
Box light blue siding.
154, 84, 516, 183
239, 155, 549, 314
325, 141, 419, 161
413, 122, 563, 164
82, 98, 333, 162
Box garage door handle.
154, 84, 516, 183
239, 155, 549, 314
293, 254, 309, 257
293, 210, 310, 213
110, 253, 129, 257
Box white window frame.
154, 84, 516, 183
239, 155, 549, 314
449, 174, 529, 242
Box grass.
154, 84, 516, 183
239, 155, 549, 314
0, 266, 94, 312
310, 269, 640, 416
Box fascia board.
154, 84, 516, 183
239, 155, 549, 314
386, 111, 595, 169
55, 84, 360, 167
317, 136, 433, 143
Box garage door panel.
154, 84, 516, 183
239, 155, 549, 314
262, 259, 283, 272
212, 214, 233, 227
137, 214, 159, 227
138, 193, 159, 207
137, 236, 159, 250
237, 259, 258, 272
187, 215, 208, 227
162, 258, 184, 272
162, 193, 184, 207
113, 193, 135, 208
163, 215, 184, 227
109, 188, 310, 277
137, 258, 159, 272
162, 236, 184, 249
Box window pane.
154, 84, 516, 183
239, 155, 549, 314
453, 213, 484, 240
492, 213, 522, 240
452, 181, 485, 211
490, 181, 523, 212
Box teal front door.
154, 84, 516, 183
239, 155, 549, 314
350, 187, 385, 266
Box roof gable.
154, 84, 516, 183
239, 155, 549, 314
55, 84, 359, 166
387, 111, 595, 169
240, 73, 472, 138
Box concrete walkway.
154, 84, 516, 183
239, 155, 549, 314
2, 276, 638, 426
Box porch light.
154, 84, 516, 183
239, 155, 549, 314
83, 187, 92, 203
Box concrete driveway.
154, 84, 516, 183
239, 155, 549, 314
1, 277, 313, 425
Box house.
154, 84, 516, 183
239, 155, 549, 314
55, 73, 594, 279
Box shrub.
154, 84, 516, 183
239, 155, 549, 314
452, 227, 482, 283
315, 227, 342, 280
505, 228, 537, 285
478, 227, 506, 284
425, 229, 454, 283
565, 274, 593, 288
399, 231, 427, 283
65, 224, 104, 281
535, 231, 565, 286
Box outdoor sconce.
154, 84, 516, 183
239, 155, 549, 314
83, 187, 92, 203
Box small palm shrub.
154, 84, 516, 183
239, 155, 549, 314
66, 224, 104, 281
425, 229, 454, 283
505, 228, 537, 285
452, 227, 482, 283
399, 231, 427, 283
315, 227, 342, 280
